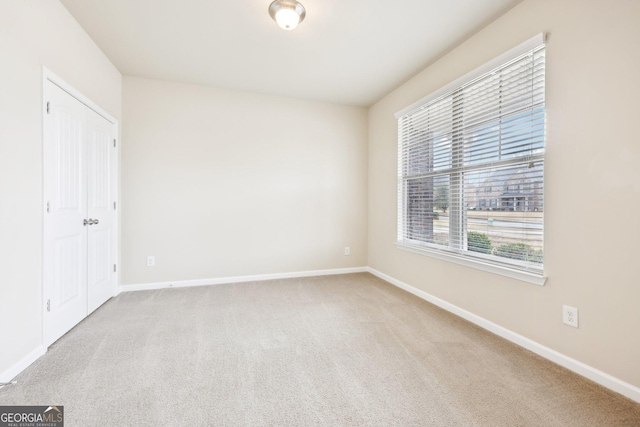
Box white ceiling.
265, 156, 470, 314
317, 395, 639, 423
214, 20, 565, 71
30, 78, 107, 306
60, 0, 521, 106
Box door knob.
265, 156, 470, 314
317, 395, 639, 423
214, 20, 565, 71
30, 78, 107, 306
83, 219, 88, 226
93, 219, 99, 225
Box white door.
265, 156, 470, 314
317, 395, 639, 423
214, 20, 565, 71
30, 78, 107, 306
44, 82, 89, 345
87, 109, 117, 313
43, 79, 117, 346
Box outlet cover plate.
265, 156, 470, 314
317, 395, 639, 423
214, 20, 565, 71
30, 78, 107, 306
563, 305, 578, 328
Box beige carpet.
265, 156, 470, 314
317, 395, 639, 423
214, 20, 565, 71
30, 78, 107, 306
1, 273, 639, 426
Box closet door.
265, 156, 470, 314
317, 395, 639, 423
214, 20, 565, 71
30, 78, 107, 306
43, 82, 89, 346
43, 77, 118, 346
87, 109, 117, 313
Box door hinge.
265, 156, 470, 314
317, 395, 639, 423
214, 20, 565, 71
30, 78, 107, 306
113, 201, 116, 210
113, 264, 117, 273
113, 138, 116, 148
46, 201, 50, 213
46, 299, 50, 312
46, 101, 50, 114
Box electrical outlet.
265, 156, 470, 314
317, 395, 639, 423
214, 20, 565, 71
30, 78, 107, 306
563, 305, 578, 328
147, 256, 155, 267
344, 247, 350, 256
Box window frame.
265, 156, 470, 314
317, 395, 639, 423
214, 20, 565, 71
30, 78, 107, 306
395, 34, 547, 286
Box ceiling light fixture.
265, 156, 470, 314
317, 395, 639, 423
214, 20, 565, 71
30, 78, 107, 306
268, 0, 306, 31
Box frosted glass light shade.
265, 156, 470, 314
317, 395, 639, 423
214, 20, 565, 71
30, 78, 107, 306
275, 8, 300, 30
269, 0, 306, 31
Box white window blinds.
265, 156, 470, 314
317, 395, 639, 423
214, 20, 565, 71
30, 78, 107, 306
397, 34, 546, 281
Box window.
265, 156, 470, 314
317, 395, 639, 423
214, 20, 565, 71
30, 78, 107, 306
396, 34, 546, 284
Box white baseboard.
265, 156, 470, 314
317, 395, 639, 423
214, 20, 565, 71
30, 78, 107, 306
366, 267, 640, 403
0, 345, 46, 385
119, 267, 368, 293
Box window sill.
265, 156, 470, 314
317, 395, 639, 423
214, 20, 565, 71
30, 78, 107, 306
396, 242, 546, 286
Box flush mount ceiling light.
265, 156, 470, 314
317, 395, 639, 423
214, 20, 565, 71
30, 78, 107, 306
269, 0, 306, 31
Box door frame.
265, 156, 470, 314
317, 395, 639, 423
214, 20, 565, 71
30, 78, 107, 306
42, 67, 119, 347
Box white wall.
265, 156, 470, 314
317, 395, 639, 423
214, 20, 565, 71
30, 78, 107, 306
369, 0, 640, 389
0, 1, 121, 378
121, 77, 368, 286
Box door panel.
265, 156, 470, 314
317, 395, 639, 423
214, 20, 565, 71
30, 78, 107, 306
44, 82, 88, 346
56, 112, 83, 210
52, 234, 84, 309
87, 109, 116, 313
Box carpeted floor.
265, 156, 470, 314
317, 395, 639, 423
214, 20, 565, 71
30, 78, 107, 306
1, 273, 639, 426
